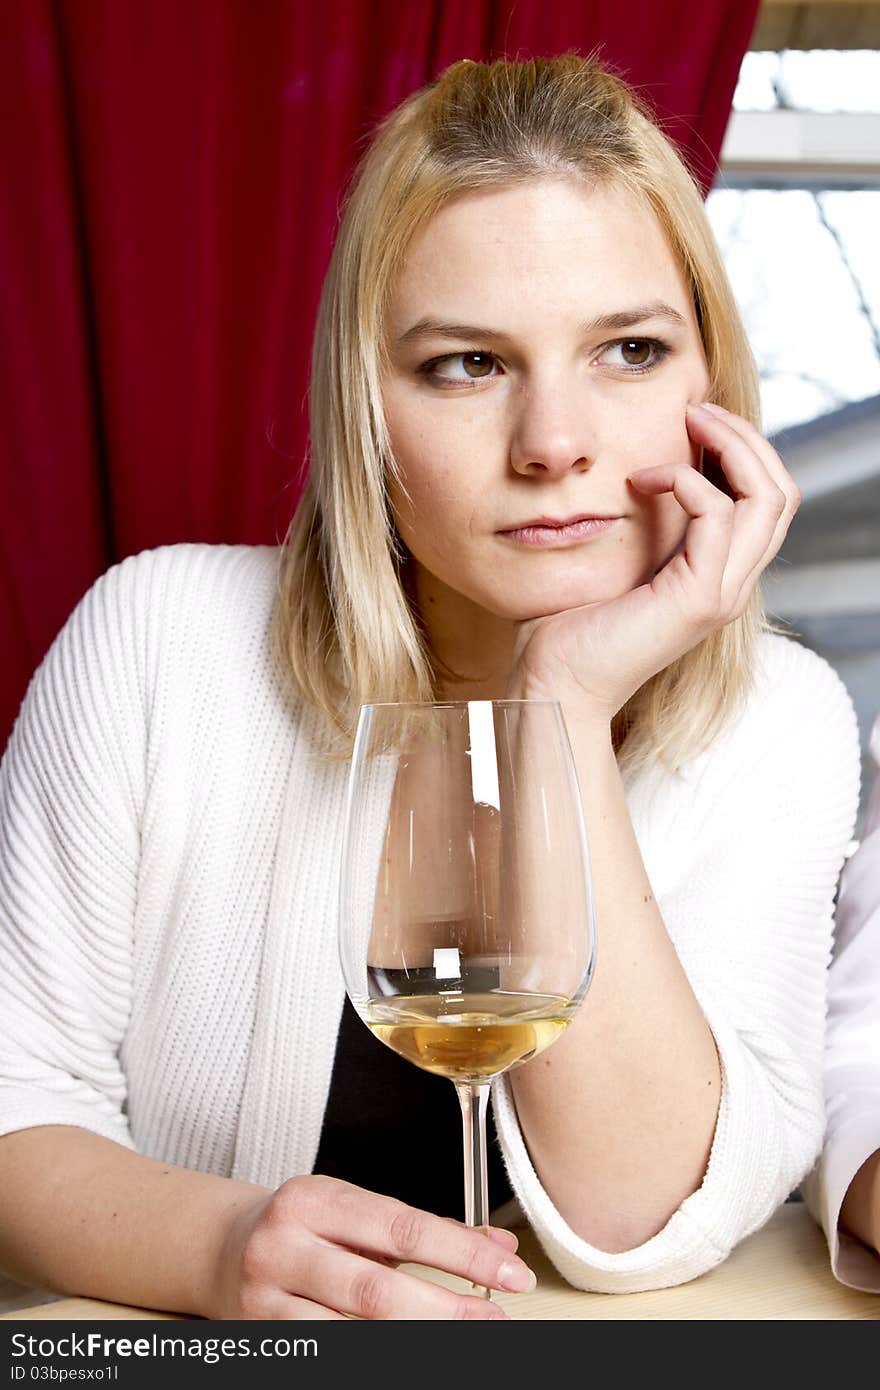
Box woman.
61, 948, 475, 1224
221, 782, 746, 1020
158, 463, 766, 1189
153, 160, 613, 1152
0, 54, 861, 1318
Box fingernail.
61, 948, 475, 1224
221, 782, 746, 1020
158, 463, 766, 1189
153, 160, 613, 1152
498, 1260, 538, 1292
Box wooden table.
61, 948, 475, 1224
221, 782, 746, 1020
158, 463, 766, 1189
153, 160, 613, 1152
2, 1204, 877, 1320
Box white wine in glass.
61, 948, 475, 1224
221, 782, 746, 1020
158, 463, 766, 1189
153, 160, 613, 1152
338, 699, 596, 1299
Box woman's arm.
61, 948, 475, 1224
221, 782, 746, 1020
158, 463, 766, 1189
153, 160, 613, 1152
491, 404, 861, 1289
507, 713, 720, 1253
0, 557, 529, 1319
801, 716, 880, 1290
505, 640, 860, 1250
0, 1126, 266, 1315
0, 1126, 530, 1318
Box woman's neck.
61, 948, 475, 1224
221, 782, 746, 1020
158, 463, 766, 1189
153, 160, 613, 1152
400, 554, 627, 752
403, 557, 517, 702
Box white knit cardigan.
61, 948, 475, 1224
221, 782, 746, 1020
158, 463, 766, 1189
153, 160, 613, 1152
0, 543, 861, 1309
801, 713, 880, 1293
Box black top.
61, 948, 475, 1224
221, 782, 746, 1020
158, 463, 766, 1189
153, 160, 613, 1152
313, 995, 514, 1220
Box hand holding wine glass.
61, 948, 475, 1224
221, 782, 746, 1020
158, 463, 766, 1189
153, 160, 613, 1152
208, 1172, 530, 1319
339, 698, 597, 1301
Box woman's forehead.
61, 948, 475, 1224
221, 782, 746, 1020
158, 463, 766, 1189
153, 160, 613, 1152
387, 179, 691, 330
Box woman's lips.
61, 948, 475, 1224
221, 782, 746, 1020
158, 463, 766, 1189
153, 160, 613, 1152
499, 518, 621, 547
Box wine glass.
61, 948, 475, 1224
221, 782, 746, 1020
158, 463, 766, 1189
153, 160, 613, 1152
338, 700, 596, 1300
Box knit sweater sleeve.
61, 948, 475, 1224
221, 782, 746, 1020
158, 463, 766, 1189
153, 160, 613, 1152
491, 635, 862, 1292
0, 554, 149, 1149
801, 714, 880, 1293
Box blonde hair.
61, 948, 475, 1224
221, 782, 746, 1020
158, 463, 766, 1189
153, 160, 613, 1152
272, 51, 781, 776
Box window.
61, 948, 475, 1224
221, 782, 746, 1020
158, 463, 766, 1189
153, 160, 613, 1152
711, 51, 880, 838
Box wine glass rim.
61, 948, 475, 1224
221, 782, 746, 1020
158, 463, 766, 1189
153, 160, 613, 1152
361, 698, 561, 709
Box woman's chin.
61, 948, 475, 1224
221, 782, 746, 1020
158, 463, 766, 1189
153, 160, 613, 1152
500, 584, 627, 622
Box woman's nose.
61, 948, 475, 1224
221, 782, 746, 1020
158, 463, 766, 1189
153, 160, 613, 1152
508, 379, 597, 478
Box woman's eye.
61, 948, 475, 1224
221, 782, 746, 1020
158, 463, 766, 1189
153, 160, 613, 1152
418, 338, 670, 386
419, 351, 499, 385
599, 338, 669, 372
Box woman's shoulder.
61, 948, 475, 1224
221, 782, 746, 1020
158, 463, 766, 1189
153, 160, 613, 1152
756, 627, 844, 686
97, 541, 280, 612
56, 541, 287, 717
629, 632, 857, 802
79, 541, 281, 655
679, 630, 860, 797
752, 630, 857, 735
626, 632, 861, 884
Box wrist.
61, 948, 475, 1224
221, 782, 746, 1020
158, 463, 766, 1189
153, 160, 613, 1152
202, 1182, 271, 1319
505, 674, 613, 745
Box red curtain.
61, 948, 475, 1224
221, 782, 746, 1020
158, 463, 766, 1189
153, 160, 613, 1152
0, 0, 760, 753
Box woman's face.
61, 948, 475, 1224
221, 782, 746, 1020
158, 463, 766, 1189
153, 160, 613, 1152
381, 175, 712, 632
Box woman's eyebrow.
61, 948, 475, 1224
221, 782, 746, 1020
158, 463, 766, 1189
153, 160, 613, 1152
396, 299, 688, 347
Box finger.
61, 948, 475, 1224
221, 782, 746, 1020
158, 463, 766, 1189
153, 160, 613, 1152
239, 1280, 351, 1319
296, 1179, 534, 1292
627, 463, 734, 609
270, 1294, 350, 1320
297, 1242, 511, 1320
683, 406, 790, 599
686, 405, 788, 514
439, 1214, 520, 1254
698, 403, 801, 507
344, 1250, 400, 1269
690, 404, 799, 542
486, 1225, 521, 1253
696, 403, 801, 604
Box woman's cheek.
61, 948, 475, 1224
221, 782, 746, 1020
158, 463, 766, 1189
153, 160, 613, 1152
387, 467, 466, 573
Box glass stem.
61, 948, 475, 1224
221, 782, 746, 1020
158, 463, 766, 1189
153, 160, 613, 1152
455, 1080, 492, 1300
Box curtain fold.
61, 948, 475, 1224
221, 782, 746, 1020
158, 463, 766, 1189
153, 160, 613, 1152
0, 0, 760, 752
